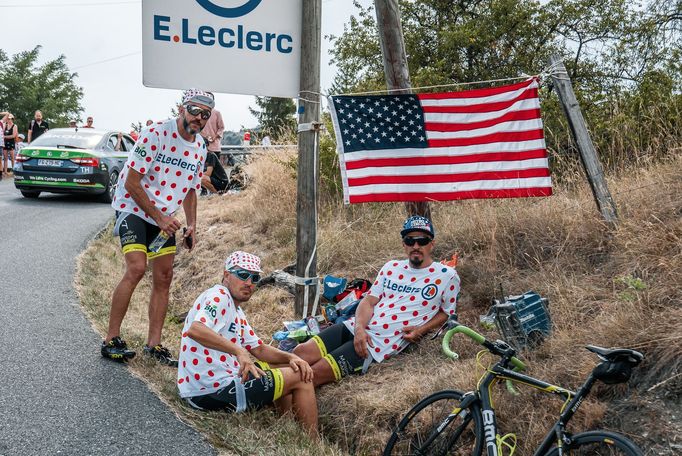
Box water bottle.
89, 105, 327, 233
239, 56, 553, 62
148, 231, 170, 253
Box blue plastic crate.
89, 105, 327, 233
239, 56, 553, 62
487, 291, 551, 350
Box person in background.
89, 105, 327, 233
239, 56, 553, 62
27, 110, 49, 143
200, 150, 229, 194
261, 135, 271, 147
15, 133, 28, 156
200, 93, 225, 167
3, 114, 18, 176
68, 119, 78, 128
82, 116, 94, 129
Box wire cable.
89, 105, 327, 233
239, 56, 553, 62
0, 1, 139, 7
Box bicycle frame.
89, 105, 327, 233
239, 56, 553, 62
474, 359, 600, 456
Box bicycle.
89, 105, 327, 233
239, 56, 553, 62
383, 317, 644, 455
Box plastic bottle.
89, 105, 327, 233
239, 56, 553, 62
148, 231, 170, 253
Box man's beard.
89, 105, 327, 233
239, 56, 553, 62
409, 254, 423, 268
182, 117, 203, 135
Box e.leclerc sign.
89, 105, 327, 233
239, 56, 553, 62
142, 0, 302, 98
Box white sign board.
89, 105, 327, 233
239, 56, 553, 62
142, 0, 302, 98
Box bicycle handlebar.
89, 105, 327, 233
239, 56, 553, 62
442, 321, 526, 372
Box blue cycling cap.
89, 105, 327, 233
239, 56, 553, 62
400, 215, 435, 238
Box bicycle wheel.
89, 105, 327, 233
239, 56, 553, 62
545, 430, 643, 455
384, 390, 483, 456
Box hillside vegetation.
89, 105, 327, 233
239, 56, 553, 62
77, 149, 681, 455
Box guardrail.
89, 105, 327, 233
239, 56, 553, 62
219, 144, 293, 156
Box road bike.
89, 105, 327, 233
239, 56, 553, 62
383, 317, 644, 455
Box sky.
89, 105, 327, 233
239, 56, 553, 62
1, 0, 373, 133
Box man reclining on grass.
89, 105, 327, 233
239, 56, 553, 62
294, 216, 460, 386
177, 251, 319, 436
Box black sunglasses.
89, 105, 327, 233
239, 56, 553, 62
229, 268, 261, 284
403, 236, 433, 247
185, 104, 212, 120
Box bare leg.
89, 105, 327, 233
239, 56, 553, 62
147, 253, 174, 346
293, 339, 324, 365
201, 175, 218, 193
309, 358, 338, 387
9, 149, 14, 171
274, 394, 293, 415
278, 367, 319, 437
106, 251, 147, 342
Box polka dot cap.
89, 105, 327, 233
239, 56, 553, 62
225, 251, 263, 273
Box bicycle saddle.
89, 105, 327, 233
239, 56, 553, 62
586, 345, 644, 364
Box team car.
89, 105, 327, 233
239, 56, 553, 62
13, 128, 135, 203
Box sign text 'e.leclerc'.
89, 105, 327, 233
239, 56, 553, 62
153, 0, 293, 54
142, 0, 302, 98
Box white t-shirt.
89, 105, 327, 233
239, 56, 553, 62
112, 118, 206, 224
177, 284, 264, 398
343, 260, 460, 362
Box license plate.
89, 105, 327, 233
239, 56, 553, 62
38, 159, 63, 167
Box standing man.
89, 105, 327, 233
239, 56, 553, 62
82, 116, 94, 128
200, 93, 225, 166
179, 251, 318, 436
294, 216, 460, 386
101, 88, 213, 366
27, 110, 49, 143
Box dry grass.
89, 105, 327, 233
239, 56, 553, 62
76, 148, 682, 455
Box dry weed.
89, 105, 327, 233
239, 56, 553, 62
76, 151, 682, 455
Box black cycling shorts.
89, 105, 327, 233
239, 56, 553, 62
310, 323, 369, 381
184, 368, 284, 412
114, 212, 176, 260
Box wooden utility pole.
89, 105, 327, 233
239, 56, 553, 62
374, 0, 430, 219
548, 55, 618, 226
295, 0, 322, 317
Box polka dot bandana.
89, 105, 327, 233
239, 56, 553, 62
225, 251, 263, 273
182, 88, 215, 109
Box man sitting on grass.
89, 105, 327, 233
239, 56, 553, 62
294, 216, 460, 386
178, 251, 319, 436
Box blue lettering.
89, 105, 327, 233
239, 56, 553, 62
246, 31, 263, 50
154, 15, 171, 41
237, 25, 244, 48
182, 18, 197, 44
277, 34, 293, 53
218, 28, 235, 48
198, 25, 216, 45
228, 322, 237, 333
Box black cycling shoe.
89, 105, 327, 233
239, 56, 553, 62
101, 336, 136, 362
143, 344, 179, 367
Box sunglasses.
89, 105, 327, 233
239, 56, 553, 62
403, 236, 433, 247
229, 268, 261, 284
185, 104, 212, 120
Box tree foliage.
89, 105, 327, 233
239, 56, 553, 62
0, 46, 83, 131
248, 96, 296, 142
328, 0, 682, 174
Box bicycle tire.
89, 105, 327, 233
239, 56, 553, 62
545, 430, 643, 455
383, 390, 483, 456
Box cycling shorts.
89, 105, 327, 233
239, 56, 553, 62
184, 369, 284, 413
114, 212, 176, 260
310, 323, 369, 381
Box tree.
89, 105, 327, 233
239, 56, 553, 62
248, 96, 296, 142
0, 46, 83, 132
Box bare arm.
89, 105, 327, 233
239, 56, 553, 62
124, 168, 181, 236
353, 294, 380, 358
402, 310, 448, 343
187, 321, 264, 381
250, 344, 314, 383
204, 165, 214, 177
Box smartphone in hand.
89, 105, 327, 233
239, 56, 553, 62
182, 227, 194, 250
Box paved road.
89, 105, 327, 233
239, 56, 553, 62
0, 179, 214, 456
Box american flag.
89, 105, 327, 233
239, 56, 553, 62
328, 77, 552, 204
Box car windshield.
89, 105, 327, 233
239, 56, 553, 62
29, 130, 104, 150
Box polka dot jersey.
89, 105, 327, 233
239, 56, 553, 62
112, 119, 206, 224
343, 260, 460, 362
177, 285, 263, 398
